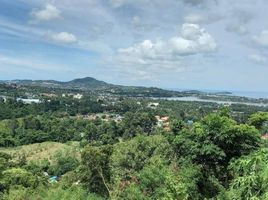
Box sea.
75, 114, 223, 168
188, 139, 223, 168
170, 89, 268, 99
158, 89, 268, 107
228, 91, 268, 99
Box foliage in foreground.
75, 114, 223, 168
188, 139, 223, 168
3, 186, 102, 200
2, 109, 268, 199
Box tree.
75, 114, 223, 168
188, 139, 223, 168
136, 157, 200, 200
110, 135, 172, 198
122, 112, 157, 138
99, 121, 121, 145
2, 168, 37, 189
110, 135, 201, 199
80, 145, 113, 198
0, 132, 17, 147
48, 150, 79, 176
248, 112, 268, 132
85, 122, 99, 142
172, 112, 261, 198
223, 148, 268, 199
170, 119, 185, 135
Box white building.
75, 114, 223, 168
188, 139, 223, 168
17, 98, 41, 104
148, 102, 159, 108
73, 94, 83, 99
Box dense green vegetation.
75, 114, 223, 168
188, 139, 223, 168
3, 77, 186, 97
4, 77, 268, 104
1, 83, 268, 199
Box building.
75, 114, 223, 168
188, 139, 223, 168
17, 98, 41, 104
148, 102, 159, 109
41, 93, 58, 98
73, 94, 83, 99
114, 114, 124, 123
261, 133, 268, 140
0, 96, 7, 102
187, 120, 194, 125
49, 176, 58, 183
155, 115, 170, 131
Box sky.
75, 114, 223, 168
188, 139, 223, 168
0, 0, 268, 91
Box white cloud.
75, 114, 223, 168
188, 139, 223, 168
132, 16, 141, 27
248, 54, 267, 64
109, 0, 217, 9
0, 54, 70, 72
253, 30, 268, 47
46, 32, 77, 44
109, 0, 126, 8
0, 18, 44, 39
109, 0, 151, 8
182, 0, 218, 7
107, 23, 217, 79
225, 10, 253, 35
184, 14, 206, 24
170, 23, 217, 55
119, 23, 216, 57
226, 24, 248, 35
183, 13, 222, 24
31, 4, 61, 22
130, 16, 158, 35
109, 0, 140, 8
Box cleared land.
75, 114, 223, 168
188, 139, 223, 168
0, 141, 80, 163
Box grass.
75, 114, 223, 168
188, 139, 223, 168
4, 186, 104, 200
0, 141, 80, 163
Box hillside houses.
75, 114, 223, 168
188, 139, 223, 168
71, 113, 124, 123
16, 98, 41, 104
61, 93, 83, 99
155, 115, 170, 131
41, 93, 58, 98
261, 133, 268, 140
73, 94, 83, 99
148, 102, 159, 109
0, 96, 7, 102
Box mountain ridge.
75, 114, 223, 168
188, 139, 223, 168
4, 77, 233, 98
2, 77, 184, 97
4, 77, 110, 89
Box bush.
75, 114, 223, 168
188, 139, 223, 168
2, 168, 38, 189
48, 150, 79, 176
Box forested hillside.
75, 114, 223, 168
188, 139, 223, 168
1, 84, 268, 199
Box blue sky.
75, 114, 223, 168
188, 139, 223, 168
0, 0, 268, 91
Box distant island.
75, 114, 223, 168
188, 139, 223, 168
2, 77, 268, 104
